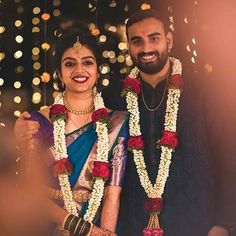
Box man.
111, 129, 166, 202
15, 9, 235, 236
103, 9, 235, 236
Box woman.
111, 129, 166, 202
15, 29, 128, 236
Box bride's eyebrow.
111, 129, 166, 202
62, 57, 76, 62
81, 56, 96, 61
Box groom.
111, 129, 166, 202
103, 9, 235, 236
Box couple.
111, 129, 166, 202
15, 9, 235, 236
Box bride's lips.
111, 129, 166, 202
71, 76, 88, 83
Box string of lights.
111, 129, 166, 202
1, 0, 231, 120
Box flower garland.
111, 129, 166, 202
50, 90, 111, 222
122, 57, 183, 236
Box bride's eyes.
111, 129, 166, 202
62, 58, 96, 68
83, 60, 94, 66
64, 61, 75, 67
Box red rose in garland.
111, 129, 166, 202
92, 161, 110, 180
144, 197, 163, 213
92, 108, 111, 129
169, 74, 184, 89
53, 158, 73, 175
92, 108, 108, 122
157, 130, 178, 150
49, 104, 67, 122
128, 135, 144, 150
122, 77, 141, 95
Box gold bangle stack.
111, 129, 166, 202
63, 214, 93, 236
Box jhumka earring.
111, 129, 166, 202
73, 36, 82, 52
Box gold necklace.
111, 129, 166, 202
63, 94, 94, 115
140, 77, 169, 112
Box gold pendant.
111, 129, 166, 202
73, 36, 82, 52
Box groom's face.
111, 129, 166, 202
127, 17, 173, 74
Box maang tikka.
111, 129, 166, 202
73, 36, 82, 52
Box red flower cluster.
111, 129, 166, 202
169, 74, 184, 89
122, 77, 141, 95
53, 158, 73, 175
91, 108, 109, 123
91, 108, 111, 129
92, 161, 110, 180
144, 197, 163, 213
158, 130, 178, 149
49, 104, 66, 122
128, 135, 144, 150
143, 227, 163, 236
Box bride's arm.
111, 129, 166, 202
100, 185, 121, 232
100, 125, 128, 233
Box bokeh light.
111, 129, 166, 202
32, 26, 40, 33
141, 3, 151, 10
53, 0, 61, 6
32, 77, 41, 86
33, 7, 41, 14
99, 35, 107, 43
41, 13, 50, 21
15, 66, 24, 73
14, 50, 23, 59
40, 72, 51, 83
0, 78, 4, 86
41, 42, 50, 51
0, 26, 5, 33
14, 96, 21, 103
14, 81, 22, 89
14, 110, 21, 117
118, 42, 127, 50
33, 62, 41, 70
0, 52, 5, 61
32, 92, 42, 104
15, 20, 22, 27
15, 35, 24, 43
17, 6, 24, 14
53, 9, 61, 17
32, 47, 40, 55
32, 17, 40, 25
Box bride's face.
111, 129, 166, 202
60, 45, 99, 94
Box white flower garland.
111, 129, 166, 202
52, 91, 109, 222
84, 91, 109, 222
125, 57, 182, 198
53, 95, 78, 215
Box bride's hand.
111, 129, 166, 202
91, 224, 117, 236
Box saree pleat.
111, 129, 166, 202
66, 125, 97, 187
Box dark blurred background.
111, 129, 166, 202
0, 0, 236, 125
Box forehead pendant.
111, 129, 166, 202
73, 36, 82, 52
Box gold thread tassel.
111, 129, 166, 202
143, 213, 163, 236
143, 197, 164, 236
